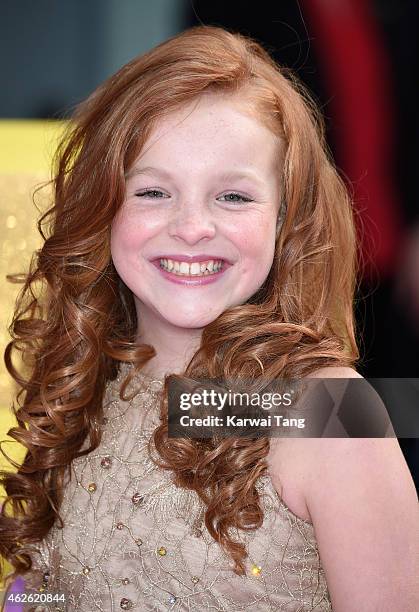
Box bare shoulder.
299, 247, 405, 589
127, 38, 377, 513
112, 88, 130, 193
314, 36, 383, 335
267, 365, 363, 521
307, 365, 363, 378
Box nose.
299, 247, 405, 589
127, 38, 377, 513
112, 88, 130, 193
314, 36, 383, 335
167, 198, 216, 244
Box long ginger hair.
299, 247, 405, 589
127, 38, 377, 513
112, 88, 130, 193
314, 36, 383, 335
0, 25, 359, 579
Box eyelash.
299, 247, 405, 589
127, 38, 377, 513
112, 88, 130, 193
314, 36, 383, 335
134, 189, 253, 204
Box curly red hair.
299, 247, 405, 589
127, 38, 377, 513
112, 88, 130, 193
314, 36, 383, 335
0, 25, 359, 580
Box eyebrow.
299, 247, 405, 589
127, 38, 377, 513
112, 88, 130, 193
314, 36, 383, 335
125, 165, 265, 186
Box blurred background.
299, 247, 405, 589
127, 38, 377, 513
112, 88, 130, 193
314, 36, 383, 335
1, 0, 418, 500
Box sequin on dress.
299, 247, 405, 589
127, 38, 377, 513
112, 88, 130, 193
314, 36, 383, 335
19, 362, 333, 611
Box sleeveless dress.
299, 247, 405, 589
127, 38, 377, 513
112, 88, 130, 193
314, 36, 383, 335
16, 362, 333, 611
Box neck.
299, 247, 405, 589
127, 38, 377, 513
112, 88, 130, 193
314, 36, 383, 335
136, 310, 203, 379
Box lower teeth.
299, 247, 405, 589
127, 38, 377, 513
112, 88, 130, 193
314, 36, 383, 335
160, 266, 218, 276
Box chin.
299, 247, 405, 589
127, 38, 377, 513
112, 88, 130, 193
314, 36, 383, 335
161, 309, 225, 330
167, 317, 217, 329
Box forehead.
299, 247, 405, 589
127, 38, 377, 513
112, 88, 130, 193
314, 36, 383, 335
134, 93, 283, 173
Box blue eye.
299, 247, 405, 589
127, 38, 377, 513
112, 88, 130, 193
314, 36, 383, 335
218, 193, 253, 203
135, 189, 168, 199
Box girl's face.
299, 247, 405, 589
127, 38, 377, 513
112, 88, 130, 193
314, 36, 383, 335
111, 93, 282, 334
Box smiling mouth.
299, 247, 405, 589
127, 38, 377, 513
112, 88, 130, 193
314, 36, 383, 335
157, 258, 225, 277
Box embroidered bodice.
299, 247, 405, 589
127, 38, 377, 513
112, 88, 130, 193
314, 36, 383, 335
18, 362, 332, 611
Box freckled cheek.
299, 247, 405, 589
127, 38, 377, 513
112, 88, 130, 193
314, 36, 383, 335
110, 228, 147, 280
111, 216, 155, 253
229, 224, 275, 285
232, 220, 276, 262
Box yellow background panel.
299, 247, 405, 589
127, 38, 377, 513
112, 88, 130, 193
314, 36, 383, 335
0, 121, 67, 585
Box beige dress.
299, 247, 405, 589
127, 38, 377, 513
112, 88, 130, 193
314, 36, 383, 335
19, 362, 333, 611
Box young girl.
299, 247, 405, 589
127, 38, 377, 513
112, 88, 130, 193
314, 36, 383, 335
1, 25, 418, 611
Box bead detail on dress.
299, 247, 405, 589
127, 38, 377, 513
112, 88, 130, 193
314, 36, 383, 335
100, 456, 112, 469
131, 492, 144, 505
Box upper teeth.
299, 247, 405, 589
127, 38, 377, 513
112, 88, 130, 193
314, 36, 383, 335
159, 258, 223, 275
